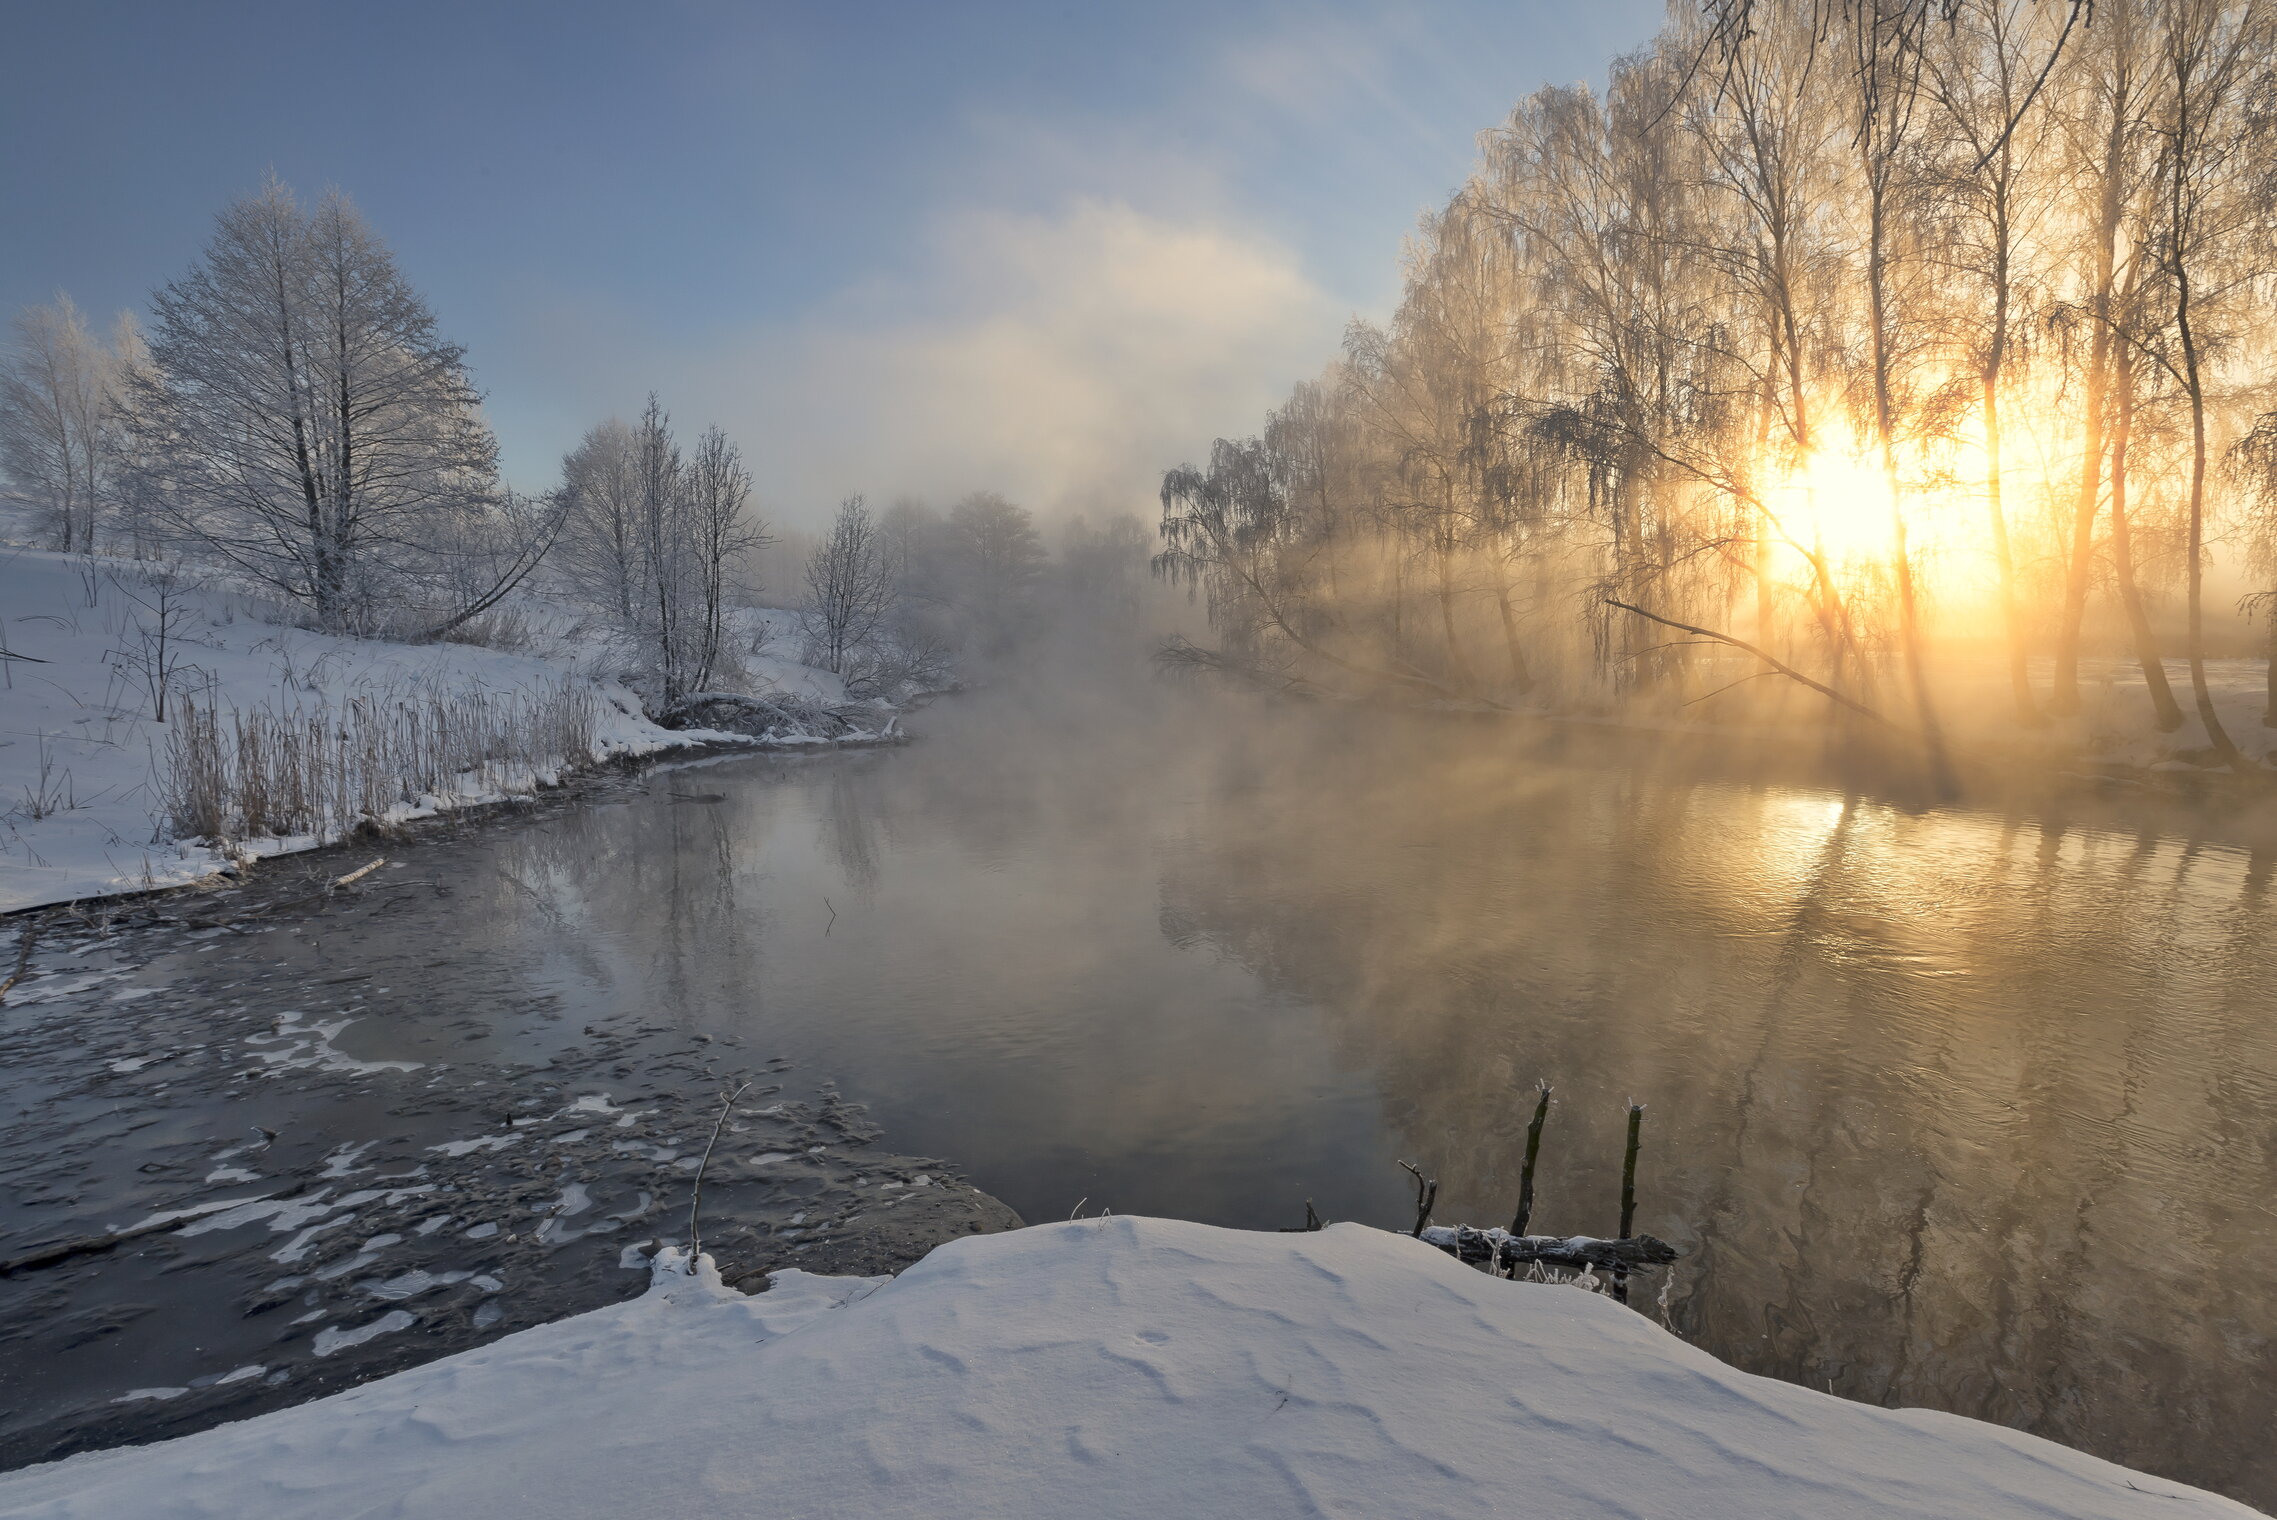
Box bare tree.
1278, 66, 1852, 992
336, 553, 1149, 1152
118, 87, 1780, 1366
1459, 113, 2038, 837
0, 294, 125, 552
2049, 0, 2161, 716
631, 397, 689, 699
2148, 0, 2271, 769
1840, 0, 1956, 784
555, 403, 764, 701
1924, 0, 2063, 724
684, 424, 765, 692
801, 495, 896, 679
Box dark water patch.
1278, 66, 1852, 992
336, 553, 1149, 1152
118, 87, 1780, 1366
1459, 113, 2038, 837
0, 845, 1017, 1467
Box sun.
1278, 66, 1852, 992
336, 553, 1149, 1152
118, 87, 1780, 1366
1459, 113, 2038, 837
1761, 445, 1894, 565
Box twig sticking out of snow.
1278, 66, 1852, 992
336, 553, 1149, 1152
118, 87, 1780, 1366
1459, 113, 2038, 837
1398, 1161, 1438, 1238
686, 1079, 750, 1274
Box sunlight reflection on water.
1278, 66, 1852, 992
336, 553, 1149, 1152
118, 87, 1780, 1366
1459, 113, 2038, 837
441, 694, 2277, 1507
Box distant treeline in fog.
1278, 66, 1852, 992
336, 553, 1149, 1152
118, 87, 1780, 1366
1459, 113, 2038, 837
0, 177, 1154, 709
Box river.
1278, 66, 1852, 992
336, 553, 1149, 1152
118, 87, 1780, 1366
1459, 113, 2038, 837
6, 675, 2277, 1506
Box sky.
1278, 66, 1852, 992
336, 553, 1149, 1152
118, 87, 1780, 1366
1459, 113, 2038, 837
2, 0, 1665, 525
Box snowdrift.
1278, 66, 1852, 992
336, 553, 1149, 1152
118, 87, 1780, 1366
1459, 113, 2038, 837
0, 1216, 2249, 1519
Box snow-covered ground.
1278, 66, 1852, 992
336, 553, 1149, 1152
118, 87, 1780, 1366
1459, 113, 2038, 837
0, 1216, 2249, 1519
0, 549, 853, 913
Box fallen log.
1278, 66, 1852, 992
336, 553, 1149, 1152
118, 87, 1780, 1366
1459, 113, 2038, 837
1419, 1224, 1678, 1273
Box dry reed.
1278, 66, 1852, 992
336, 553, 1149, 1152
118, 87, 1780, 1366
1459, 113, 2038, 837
162, 681, 597, 844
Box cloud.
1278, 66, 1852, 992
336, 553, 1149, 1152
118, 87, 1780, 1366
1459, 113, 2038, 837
685, 200, 1342, 525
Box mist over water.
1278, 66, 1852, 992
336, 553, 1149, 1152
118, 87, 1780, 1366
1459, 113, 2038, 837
374, 649, 2277, 1506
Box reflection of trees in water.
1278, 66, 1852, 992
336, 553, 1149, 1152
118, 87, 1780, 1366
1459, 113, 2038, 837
1154, 743, 2277, 1504
820, 765, 886, 901
489, 786, 763, 1034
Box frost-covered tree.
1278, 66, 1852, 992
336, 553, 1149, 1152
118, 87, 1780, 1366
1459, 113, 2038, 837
0, 294, 127, 553
554, 399, 762, 702
802, 495, 896, 679
683, 423, 765, 693
1160, 0, 2277, 772
132, 178, 533, 633
555, 418, 643, 626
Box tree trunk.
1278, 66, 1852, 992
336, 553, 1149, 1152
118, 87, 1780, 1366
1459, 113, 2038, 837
1982, 370, 2039, 724
1493, 575, 1536, 695
2176, 283, 2247, 770
2264, 593, 2277, 727
1864, 164, 1955, 791
1436, 535, 1476, 695
2053, 100, 2129, 716
2105, 344, 2185, 731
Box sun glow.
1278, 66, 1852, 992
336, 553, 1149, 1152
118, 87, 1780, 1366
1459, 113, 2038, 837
1747, 399, 2059, 635
1763, 445, 1896, 562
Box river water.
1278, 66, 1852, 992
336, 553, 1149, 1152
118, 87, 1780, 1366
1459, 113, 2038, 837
10, 675, 2277, 1505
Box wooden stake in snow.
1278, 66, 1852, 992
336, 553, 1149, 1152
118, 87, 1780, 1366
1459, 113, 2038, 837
1618, 1103, 1644, 1240
1509, 1082, 1552, 1237
1615, 1102, 1645, 1304
1419, 1097, 1679, 1304
1399, 1161, 1438, 1238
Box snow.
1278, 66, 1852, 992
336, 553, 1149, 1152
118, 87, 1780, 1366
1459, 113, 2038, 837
0, 1216, 2249, 1519
0, 549, 844, 913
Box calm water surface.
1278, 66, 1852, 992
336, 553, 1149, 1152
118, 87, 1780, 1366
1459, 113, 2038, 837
448, 687, 2277, 1510
130, 684, 2277, 1500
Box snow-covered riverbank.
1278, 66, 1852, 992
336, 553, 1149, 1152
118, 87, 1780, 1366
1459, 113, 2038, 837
0, 1216, 2250, 1519
0, 549, 882, 913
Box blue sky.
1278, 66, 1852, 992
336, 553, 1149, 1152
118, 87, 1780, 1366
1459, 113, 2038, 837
4, 0, 1663, 521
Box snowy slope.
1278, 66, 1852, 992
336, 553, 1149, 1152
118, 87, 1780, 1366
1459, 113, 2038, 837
0, 1217, 2250, 1519
0, 549, 760, 913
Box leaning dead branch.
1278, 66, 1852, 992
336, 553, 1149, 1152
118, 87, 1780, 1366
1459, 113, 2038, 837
1605, 600, 1889, 724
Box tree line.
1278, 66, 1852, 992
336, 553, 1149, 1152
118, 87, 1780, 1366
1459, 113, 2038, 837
1, 177, 549, 641
0, 176, 1137, 706
1160, 0, 2277, 772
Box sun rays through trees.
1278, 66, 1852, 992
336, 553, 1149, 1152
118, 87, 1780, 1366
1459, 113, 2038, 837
1160, 0, 2277, 774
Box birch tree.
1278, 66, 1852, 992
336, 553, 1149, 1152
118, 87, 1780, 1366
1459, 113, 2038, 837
2146, 0, 2272, 769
